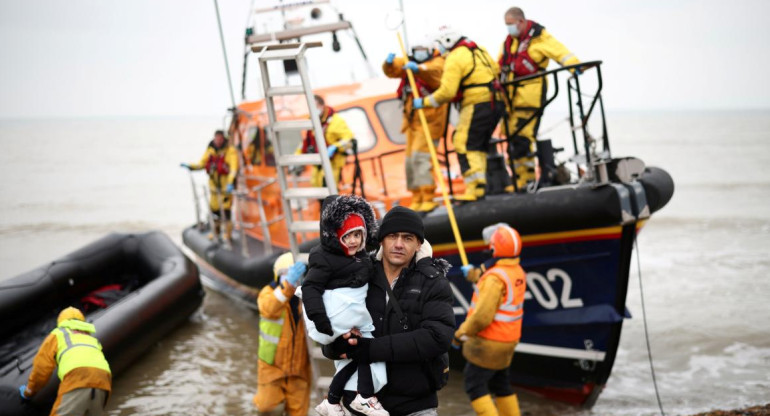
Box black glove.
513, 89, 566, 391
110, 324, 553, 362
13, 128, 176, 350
324, 334, 354, 359
315, 320, 334, 336
346, 337, 372, 363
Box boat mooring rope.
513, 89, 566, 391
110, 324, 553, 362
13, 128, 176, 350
634, 236, 666, 416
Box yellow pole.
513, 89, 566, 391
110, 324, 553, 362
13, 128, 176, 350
396, 33, 468, 265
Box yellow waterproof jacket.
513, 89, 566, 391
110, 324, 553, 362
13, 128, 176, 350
427, 43, 500, 108
383, 56, 448, 139
455, 258, 525, 370
499, 23, 579, 109
257, 282, 311, 384
26, 324, 112, 397
189, 141, 239, 189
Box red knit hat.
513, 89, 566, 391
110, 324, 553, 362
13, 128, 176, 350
336, 213, 366, 255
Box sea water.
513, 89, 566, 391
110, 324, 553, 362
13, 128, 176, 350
1, 111, 768, 415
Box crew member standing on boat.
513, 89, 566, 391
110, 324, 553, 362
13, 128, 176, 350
413, 26, 504, 202
297, 95, 355, 187
383, 39, 448, 212
499, 7, 580, 191
19, 307, 112, 416
455, 223, 526, 416
253, 253, 311, 416
181, 130, 239, 242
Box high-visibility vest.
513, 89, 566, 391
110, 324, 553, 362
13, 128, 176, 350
53, 320, 111, 380
258, 311, 284, 365
468, 260, 526, 342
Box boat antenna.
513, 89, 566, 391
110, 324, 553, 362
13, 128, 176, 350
634, 237, 667, 416
212, 0, 237, 109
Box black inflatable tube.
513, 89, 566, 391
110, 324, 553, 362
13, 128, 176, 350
0, 231, 203, 416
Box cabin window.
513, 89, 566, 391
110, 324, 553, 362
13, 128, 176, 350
337, 107, 376, 153
374, 98, 406, 145
265, 130, 303, 167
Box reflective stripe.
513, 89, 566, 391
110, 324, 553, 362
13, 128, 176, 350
52, 323, 111, 380
427, 94, 438, 108
494, 313, 523, 322
499, 302, 523, 312
259, 331, 281, 345
261, 316, 284, 325
464, 171, 486, 182
57, 329, 99, 363
560, 53, 575, 65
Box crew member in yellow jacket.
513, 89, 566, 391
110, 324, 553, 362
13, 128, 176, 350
414, 26, 504, 202
499, 7, 580, 190
455, 223, 526, 416
20, 307, 112, 416
253, 253, 311, 416
382, 40, 448, 212
297, 95, 355, 188
181, 130, 239, 242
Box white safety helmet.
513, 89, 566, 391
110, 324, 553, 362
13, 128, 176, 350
411, 36, 435, 62
434, 26, 463, 53
273, 252, 294, 282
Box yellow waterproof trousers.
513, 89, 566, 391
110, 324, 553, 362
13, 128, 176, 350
253, 376, 310, 416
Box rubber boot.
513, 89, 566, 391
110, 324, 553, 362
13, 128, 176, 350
208, 220, 220, 241
514, 157, 536, 191
496, 394, 521, 416
455, 181, 478, 201
417, 186, 438, 212
470, 395, 499, 416
408, 188, 422, 210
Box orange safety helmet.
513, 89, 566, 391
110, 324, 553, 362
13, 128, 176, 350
482, 223, 522, 258
57, 306, 85, 325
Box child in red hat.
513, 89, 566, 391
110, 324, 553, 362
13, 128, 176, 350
297, 194, 389, 416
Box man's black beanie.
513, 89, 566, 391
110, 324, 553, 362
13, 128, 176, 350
377, 206, 425, 242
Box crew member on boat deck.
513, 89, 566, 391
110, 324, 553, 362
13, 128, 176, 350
382, 38, 448, 212
181, 130, 239, 242
19, 307, 112, 416
455, 223, 526, 416
296, 95, 355, 188
414, 26, 504, 202
499, 7, 580, 191
253, 252, 311, 416
245, 127, 263, 167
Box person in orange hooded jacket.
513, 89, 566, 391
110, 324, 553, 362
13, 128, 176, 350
382, 39, 448, 212
455, 223, 526, 416
20, 307, 111, 416
253, 252, 312, 416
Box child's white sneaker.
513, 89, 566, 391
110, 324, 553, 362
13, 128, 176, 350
315, 398, 346, 416
349, 394, 389, 416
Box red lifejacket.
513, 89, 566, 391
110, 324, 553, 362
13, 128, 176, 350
204, 142, 231, 176
302, 106, 335, 153
500, 20, 546, 77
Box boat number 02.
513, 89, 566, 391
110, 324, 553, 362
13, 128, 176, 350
524, 268, 584, 310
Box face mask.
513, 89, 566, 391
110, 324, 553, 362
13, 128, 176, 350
507, 24, 520, 37
436, 43, 447, 55
413, 49, 430, 62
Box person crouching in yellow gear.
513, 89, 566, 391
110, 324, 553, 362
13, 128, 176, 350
253, 252, 311, 416
19, 307, 112, 416
296, 95, 355, 188
181, 130, 239, 242
455, 223, 527, 416
382, 39, 448, 212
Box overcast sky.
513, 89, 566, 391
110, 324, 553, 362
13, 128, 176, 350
1, 0, 769, 118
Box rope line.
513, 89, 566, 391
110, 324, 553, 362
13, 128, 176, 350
634, 236, 666, 416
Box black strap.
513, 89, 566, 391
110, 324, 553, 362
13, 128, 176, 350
384, 280, 409, 331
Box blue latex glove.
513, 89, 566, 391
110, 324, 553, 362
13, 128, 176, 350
386, 53, 396, 64
19, 385, 29, 400
225, 183, 234, 194
413, 97, 424, 109
403, 61, 419, 72
461, 264, 475, 278
327, 145, 338, 157
180, 163, 191, 169
284, 262, 306, 286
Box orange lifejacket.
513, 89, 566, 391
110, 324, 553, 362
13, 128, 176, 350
499, 20, 547, 77
468, 259, 526, 342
